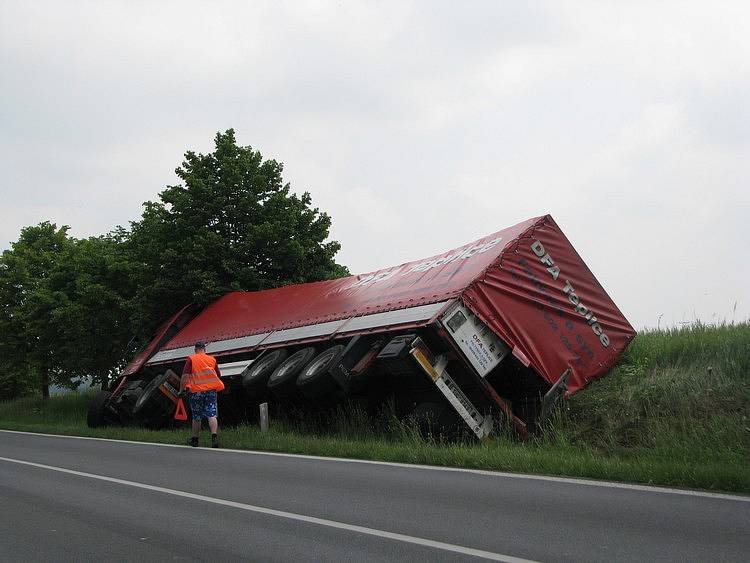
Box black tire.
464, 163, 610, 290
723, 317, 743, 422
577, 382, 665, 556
109, 386, 144, 424
87, 390, 113, 428
118, 387, 144, 409
297, 345, 346, 399
267, 347, 317, 399
132, 370, 180, 427
242, 349, 289, 395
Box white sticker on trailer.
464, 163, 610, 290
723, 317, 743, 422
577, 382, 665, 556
466, 331, 500, 372
441, 302, 509, 377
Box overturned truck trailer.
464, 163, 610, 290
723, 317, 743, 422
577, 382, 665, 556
88, 215, 636, 440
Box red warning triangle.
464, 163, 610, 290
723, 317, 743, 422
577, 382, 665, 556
174, 398, 188, 421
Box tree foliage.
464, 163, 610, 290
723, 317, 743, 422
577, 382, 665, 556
126, 129, 347, 336
0, 130, 348, 399
0, 225, 136, 399
0, 223, 75, 399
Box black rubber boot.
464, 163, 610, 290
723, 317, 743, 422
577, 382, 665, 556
211, 434, 219, 448
188, 437, 198, 447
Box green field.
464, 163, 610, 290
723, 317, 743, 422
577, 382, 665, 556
1, 322, 748, 492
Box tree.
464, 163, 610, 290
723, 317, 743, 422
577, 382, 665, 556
0, 244, 34, 400
50, 234, 140, 388
0, 130, 350, 397
0, 226, 137, 399
0, 223, 74, 399
126, 129, 348, 338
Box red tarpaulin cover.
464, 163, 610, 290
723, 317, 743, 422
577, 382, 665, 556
462, 216, 636, 392
162, 215, 635, 393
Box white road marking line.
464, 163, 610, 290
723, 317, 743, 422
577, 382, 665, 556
1, 429, 747, 503
0, 455, 534, 563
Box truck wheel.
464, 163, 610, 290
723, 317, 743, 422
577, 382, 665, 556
132, 370, 181, 427
267, 347, 317, 399
242, 349, 288, 395
87, 390, 114, 428
119, 387, 144, 410
110, 386, 144, 424
297, 345, 346, 399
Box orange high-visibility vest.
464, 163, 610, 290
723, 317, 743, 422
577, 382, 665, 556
186, 353, 225, 393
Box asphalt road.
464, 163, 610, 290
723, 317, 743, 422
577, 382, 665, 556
0, 430, 747, 562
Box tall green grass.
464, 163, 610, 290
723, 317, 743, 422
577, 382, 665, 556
1, 322, 748, 492
557, 321, 749, 453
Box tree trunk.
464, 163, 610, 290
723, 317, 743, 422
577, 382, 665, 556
41, 370, 50, 400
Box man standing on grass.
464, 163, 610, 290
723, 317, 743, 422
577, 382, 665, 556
179, 341, 225, 448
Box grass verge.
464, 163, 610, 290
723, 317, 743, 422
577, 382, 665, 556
1, 322, 748, 493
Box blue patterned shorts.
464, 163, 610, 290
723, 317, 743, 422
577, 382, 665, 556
189, 390, 218, 420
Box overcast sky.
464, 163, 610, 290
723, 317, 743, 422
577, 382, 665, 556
1, 1, 747, 329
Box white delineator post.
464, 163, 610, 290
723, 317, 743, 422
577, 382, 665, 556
259, 402, 269, 433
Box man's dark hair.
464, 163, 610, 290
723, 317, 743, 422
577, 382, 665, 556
194, 341, 207, 350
